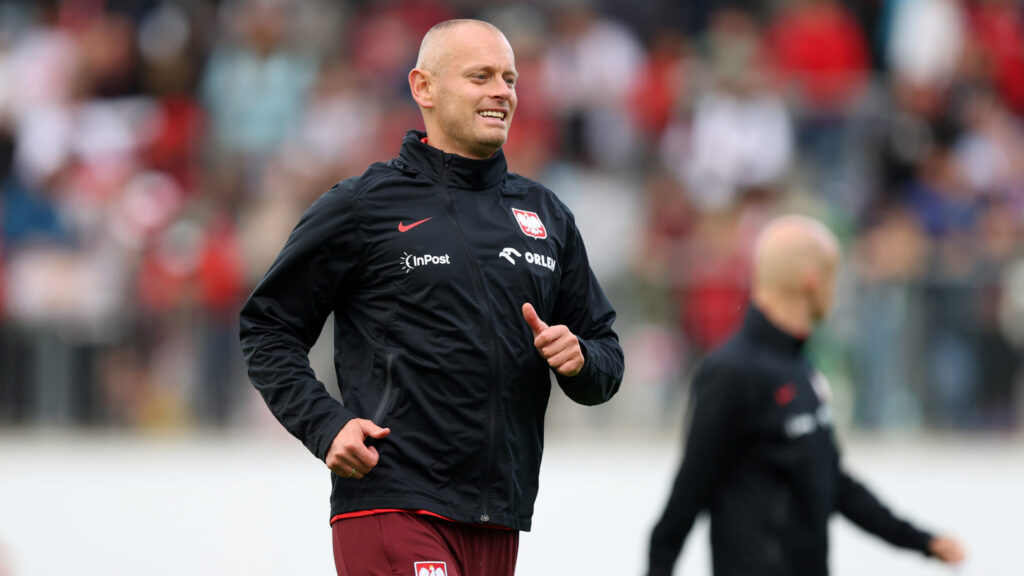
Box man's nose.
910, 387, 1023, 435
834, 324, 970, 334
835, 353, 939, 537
491, 79, 513, 101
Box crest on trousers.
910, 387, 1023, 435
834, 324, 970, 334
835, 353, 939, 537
414, 561, 447, 576
512, 208, 547, 239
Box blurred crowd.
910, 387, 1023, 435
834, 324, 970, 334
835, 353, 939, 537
0, 0, 1021, 432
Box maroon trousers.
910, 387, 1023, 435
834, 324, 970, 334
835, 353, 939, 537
332, 512, 519, 576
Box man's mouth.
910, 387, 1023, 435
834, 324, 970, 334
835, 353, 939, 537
479, 110, 507, 121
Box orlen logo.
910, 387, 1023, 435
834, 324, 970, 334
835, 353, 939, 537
512, 208, 547, 239
400, 252, 451, 274
499, 247, 556, 271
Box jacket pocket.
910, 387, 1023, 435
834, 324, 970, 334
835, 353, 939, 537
372, 352, 397, 424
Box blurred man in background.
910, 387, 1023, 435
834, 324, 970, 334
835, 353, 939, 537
646, 214, 965, 576
239, 19, 623, 576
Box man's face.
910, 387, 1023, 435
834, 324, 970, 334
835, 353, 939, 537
426, 27, 518, 159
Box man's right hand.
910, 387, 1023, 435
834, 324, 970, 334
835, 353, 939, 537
325, 418, 391, 479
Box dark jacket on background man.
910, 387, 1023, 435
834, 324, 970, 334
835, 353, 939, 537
647, 306, 934, 576
240, 130, 624, 531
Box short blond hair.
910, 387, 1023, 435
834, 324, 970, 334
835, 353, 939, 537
415, 19, 506, 73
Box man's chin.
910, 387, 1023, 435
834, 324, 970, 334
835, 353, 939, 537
470, 135, 507, 158
481, 130, 508, 146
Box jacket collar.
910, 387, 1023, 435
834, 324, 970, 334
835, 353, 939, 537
396, 130, 508, 190
741, 304, 808, 356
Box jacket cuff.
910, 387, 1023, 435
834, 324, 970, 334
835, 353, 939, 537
314, 408, 358, 461
557, 337, 594, 381
916, 531, 936, 557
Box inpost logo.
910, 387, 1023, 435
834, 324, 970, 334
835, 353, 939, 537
400, 252, 452, 274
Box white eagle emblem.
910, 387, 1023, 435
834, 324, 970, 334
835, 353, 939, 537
512, 208, 547, 239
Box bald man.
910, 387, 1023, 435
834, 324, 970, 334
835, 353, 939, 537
646, 215, 964, 575
239, 19, 624, 576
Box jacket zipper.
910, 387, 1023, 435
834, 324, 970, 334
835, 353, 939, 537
440, 156, 499, 524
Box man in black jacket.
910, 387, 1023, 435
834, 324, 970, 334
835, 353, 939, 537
239, 19, 624, 576
646, 215, 964, 575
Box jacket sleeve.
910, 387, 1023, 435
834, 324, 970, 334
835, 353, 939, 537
239, 183, 361, 461
647, 358, 743, 576
549, 210, 624, 406
836, 467, 935, 555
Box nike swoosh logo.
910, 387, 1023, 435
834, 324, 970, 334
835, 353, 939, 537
398, 218, 432, 232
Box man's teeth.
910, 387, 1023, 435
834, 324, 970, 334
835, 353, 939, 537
479, 111, 505, 119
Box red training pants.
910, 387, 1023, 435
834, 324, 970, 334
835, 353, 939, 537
332, 512, 519, 576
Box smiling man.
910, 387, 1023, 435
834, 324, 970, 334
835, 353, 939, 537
239, 19, 624, 576
410, 20, 518, 159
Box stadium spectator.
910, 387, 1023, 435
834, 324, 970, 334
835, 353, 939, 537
851, 206, 929, 429
239, 19, 624, 576
766, 0, 870, 214
669, 6, 793, 213
968, 0, 1024, 116
972, 199, 1021, 429
199, 0, 317, 195
629, 28, 688, 143
276, 61, 387, 193
136, 0, 208, 196
346, 0, 454, 100
646, 215, 965, 575
542, 3, 644, 168
670, 211, 754, 357
768, 0, 870, 113
195, 211, 246, 425
886, 0, 965, 94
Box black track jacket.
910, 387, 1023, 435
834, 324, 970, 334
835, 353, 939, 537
240, 130, 624, 531
647, 306, 934, 576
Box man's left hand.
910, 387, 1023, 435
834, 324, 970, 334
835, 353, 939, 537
522, 302, 584, 377
929, 535, 965, 564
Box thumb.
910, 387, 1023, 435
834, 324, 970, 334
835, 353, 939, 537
361, 420, 391, 440
522, 302, 548, 336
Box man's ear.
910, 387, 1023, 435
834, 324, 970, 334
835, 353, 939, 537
409, 68, 434, 109
800, 268, 819, 299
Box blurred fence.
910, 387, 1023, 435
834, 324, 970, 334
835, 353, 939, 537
1, 258, 1021, 433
